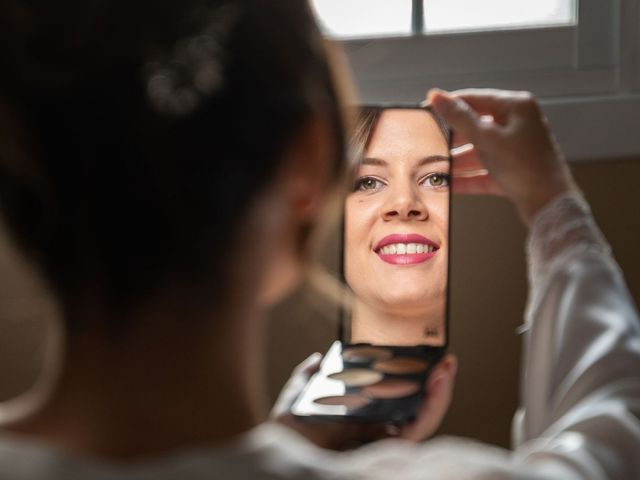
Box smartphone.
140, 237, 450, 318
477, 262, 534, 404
292, 104, 452, 424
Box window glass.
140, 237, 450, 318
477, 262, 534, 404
423, 0, 577, 33
311, 0, 577, 39
311, 0, 412, 38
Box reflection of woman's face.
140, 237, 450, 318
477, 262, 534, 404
345, 109, 449, 319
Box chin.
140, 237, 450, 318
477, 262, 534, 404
378, 294, 443, 316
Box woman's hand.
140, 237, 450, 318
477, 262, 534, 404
400, 354, 457, 442
428, 89, 578, 225
272, 353, 457, 450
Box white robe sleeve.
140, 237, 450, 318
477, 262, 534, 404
511, 192, 640, 479
278, 193, 640, 480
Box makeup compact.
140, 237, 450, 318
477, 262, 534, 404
291, 104, 452, 425
291, 341, 444, 423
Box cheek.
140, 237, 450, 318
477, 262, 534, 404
425, 194, 449, 235
344, 198, 379, 285
344, 198, 380, 249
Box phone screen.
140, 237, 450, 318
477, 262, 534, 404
342, 106, 451, 348
289, 105, 451, 423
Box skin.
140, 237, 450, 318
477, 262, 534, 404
345, 109, 450, 346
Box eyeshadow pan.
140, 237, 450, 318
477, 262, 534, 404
342, 346, 393, 362
361, 378, 420, 399
314, 395, 370, 409
328, 369, 383, 386
374, 357, 429, 374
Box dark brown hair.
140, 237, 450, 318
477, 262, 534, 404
351, 106, 450, 168
0, 0, 348, 328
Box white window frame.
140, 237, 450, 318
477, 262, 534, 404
337, 0, 640, 161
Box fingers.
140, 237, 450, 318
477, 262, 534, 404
435, 88, 534, 122
451, 130, 471, 148
430, 93, 507, 161
451, 143, 483, 172
429, 92, 488, 148
271, 352, 322, 418
443, 89, 518, 123
453, 174, 505, 196
400, 354, 458, 442
450, 145, 504, 196
293, 352, 322, 376
429, 88, 538, 148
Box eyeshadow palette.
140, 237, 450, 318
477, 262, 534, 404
291, 341, 444, 424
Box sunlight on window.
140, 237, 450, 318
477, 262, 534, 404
311, 0, 412, 38
311, 0, 577, 39
424, 0, 576, 33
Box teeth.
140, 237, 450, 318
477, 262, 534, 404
379, 243, 436, 255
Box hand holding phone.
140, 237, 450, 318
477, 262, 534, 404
291, 105, 454, 426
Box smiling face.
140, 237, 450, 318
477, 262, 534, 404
345, 109, 450, 337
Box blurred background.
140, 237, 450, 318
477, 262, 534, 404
1, 0, 639, 448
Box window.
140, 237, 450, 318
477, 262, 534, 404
312, 0, 640, 161
313, 0, 412, 38
313, 0, 576, 37
423, 0, 576, 33
314, 0, 613, 99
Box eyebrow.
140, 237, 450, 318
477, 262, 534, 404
361, 155, 450, 167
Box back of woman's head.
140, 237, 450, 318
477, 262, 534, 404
0, 0, 347, 328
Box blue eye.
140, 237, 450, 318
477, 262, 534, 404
420, 173, 450, 189
354, 176, 385, 192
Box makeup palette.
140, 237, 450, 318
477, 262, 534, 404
291, 341, 444, 424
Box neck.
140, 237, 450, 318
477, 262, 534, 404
3, 301, 266, 460
350, 299, 445, 346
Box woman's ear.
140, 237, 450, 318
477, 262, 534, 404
284, 115, 335, 222
258, 115, 335, 307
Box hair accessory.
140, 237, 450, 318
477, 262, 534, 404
145, 4, 239, 115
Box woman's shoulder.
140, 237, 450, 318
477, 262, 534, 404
257, 424, 529, 479
0, 423, 343, 480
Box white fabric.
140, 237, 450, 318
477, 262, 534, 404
0, 192, 639, 479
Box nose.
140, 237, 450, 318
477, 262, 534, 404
382, 184, 428, 221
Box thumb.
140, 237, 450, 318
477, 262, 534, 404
271, 352, 322, 418
428, 90, 484, 146
400, 354, 458, 442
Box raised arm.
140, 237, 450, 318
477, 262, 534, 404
432, 89, 640, 479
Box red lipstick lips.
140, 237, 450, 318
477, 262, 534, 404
374, 233, 439, 265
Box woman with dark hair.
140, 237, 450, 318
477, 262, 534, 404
0, 0, 351, 462
0, 0, 639, 478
